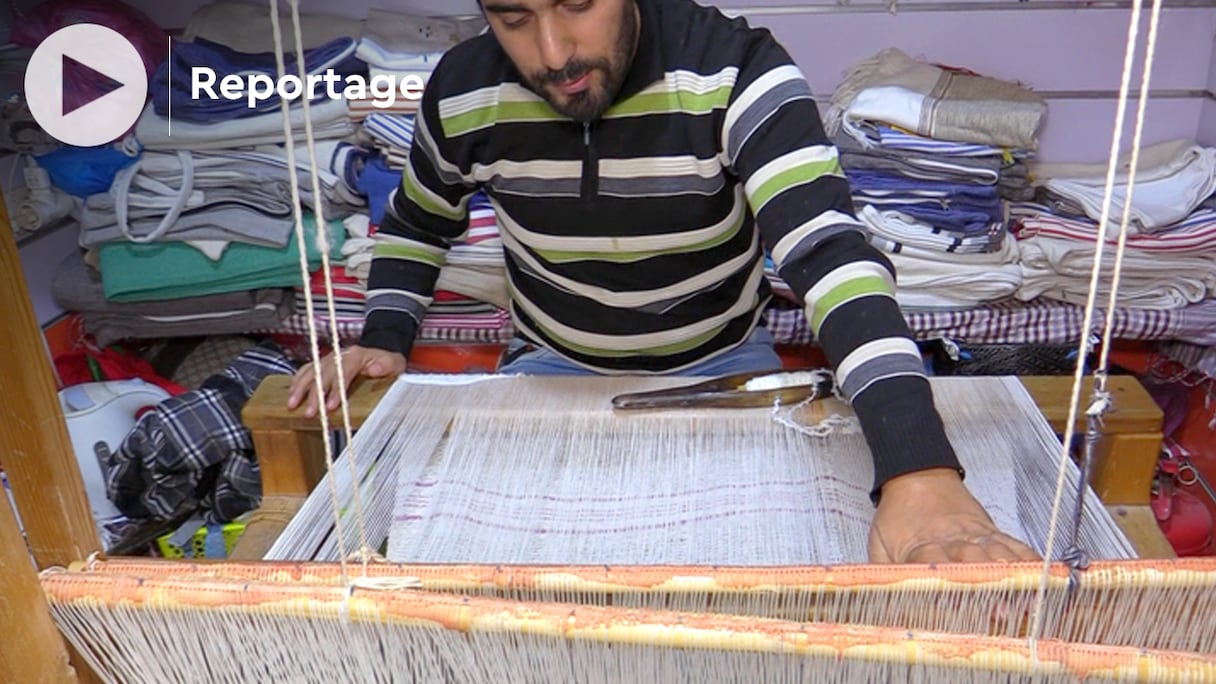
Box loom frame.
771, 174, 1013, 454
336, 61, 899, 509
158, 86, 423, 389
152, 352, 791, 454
233, 373, 1173, 560
0, 183, 1187, 684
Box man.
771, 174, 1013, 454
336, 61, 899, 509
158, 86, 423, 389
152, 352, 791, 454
288, 0, 1039, 564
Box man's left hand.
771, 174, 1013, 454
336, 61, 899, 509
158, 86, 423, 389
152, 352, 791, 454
868, 467, 1041, 564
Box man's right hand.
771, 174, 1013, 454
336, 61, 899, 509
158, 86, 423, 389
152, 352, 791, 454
286, 345, 407, 417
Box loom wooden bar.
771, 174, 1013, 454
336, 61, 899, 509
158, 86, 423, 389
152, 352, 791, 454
1019, 375, 1164, 435
251, 429, 329, 497
227, 495, 306, 560
1020, 375, 1164, 506
241, 375, 389, 497
0, 475, 78, 684
0, 203, 100, 569
0, 204, 106, 684
1105, 505, 1178, 558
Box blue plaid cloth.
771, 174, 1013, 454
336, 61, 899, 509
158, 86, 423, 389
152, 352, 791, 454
106, 342, 297, 524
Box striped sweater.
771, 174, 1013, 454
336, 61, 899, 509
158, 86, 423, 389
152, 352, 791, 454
362, 0, 962, 495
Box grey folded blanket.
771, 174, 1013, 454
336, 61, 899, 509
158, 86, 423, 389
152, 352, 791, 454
52, 250, 292, 345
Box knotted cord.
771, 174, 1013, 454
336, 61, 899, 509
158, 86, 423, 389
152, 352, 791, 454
1030, 0, 1165, 654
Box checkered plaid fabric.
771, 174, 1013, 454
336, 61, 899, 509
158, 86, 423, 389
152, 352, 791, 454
106, 342, 297, 524
270, 297, 1216, 354
766, 297, 1216, 347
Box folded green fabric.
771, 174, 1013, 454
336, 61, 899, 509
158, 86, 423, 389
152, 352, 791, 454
100, 214, 345, 302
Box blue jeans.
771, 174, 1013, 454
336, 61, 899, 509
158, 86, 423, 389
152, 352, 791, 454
497, 327, 783, 377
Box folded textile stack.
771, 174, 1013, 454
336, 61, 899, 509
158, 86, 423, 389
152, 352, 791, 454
95, 213, 346, 303
1013, 139, 1216, 309
361, 112, 415, 169
53, 5, 427, 349
813, 48, 1045, 310
764, 295, 1216, 349
348, 9, 484, 122
826, 48, 1046, 152
51, 250, 293, 347
286, 190, 512, 345
79, 147, 361, 258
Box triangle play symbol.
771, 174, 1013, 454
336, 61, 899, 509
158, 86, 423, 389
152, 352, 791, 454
62, 54, 126, 116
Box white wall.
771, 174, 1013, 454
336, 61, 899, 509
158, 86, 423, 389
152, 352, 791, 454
119, 0, 1216, 163
744, 8, 1215, 162
1199, 30, 1216, 147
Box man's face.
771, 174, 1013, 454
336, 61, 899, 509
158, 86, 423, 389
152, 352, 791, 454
482, 0, 639, 122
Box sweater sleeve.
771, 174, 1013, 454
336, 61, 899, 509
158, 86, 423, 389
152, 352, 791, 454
722, 29, 963, 500
359, 65, 479, 359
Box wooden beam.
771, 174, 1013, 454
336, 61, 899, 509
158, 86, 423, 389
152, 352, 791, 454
1019, 375, 1163, 436
243, 375, 391, 433
227, 495, 306, 560
1020, 375, 1164, 506
241, 375, 389, 497
0, 468, 79, 684
1105, 505, 1177, 559
0, 201, 100, 568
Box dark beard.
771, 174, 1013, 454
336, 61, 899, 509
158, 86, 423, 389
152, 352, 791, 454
523, 2, 638, 122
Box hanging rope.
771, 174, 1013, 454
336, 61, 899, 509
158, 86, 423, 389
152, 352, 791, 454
1029, 0, 1165, 655
268, 0, 354, 584
283, 0, 377, 569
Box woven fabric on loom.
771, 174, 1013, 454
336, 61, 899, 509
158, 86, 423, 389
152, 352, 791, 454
346, 375, 1138, 566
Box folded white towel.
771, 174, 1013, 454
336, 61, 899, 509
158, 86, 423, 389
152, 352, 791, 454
1017, 235, 1216, 308
1031, 140, 1216, 233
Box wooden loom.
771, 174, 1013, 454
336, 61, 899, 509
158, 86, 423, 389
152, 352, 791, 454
8, 5, 1216, 680
8, 192, 1216, 680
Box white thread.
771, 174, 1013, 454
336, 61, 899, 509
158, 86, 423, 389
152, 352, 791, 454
1030, 0, 1163, 655
348, 576, 425, 591
340, 583, 354, 623
1086, 392, 1114, 419
770, 395, 861, 437
267, 0, 350, 584
285, 0, 374, 568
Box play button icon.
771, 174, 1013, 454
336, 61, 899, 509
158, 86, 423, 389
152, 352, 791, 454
61, 55, 126, 116
25, 24, 148, 147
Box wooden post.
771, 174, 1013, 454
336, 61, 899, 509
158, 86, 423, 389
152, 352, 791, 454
0, 462, 78, 683
242, 375, 393, 496
0, 201, 100, 568
1019, 375, 1164, 506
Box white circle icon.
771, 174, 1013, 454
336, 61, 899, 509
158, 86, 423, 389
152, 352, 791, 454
24, 23, 148, 147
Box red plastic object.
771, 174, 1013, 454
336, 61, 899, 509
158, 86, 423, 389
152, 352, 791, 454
1154, 485, 1214, 557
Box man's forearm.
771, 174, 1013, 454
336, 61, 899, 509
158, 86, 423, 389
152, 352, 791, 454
780, 232, 962, 500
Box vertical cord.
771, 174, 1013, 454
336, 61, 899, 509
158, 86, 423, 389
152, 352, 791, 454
1096, 0, 1164, 379
1027, 0, 1145, 657
285, 0, 374, 568
267, 0, 349, 584
1066, 0, 1166, 570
